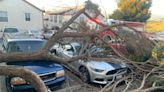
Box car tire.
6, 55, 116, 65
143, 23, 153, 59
79, 66, 90, 83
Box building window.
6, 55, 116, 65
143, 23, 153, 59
0, 11, 8, 22
59, 16, 62, 23
79, 17, 84, 22
25, 13, 31, 21
54, 15, 57, 23
50, 15, 53, 22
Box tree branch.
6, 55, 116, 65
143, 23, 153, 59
0, 66, 47, 92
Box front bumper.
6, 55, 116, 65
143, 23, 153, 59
89, 68, 127, 84
6, 77, 65, 92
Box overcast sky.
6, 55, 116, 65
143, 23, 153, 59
27, 0, 164, 18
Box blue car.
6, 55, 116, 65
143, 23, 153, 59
6, 60, 65, 92
2, 33, 65, 92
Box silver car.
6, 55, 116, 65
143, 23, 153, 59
50, 42, 81, 58
51, 42, 127, 84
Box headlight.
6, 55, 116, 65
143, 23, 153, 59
56, 70, 65, 77
90, 67, 104, 73
10, 77, 26, 85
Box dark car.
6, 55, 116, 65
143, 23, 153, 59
2, 33, 65, 92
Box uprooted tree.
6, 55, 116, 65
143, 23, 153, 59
0, 1, 163, 92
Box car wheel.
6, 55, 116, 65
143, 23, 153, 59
79, 66, 90, 83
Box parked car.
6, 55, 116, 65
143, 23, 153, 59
43, 30, 55, 39
50, 42, 127, 84
50, 42, 81, 58
28, 29, 44, 39
1, 27, 19, 37
2, 33, 65, 92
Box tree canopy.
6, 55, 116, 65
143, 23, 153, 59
110, 0, 152, 22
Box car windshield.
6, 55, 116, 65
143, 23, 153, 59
4, 28, 18, 33
7, 40, 46, 53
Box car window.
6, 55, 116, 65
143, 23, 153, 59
6, 40, 46, 53
4, 28, 18, 33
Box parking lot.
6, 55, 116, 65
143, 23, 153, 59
0, 32, 128, 92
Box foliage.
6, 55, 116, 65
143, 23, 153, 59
152, 42, 164, 65
145, 21, 164, 32
85, 0, 100, 17
115, 26, 154, 62
147, 75, 164, 92
110, 0, 152, 22
85, 0, 99, 12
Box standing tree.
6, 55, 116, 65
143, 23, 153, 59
110, 0, 152, 22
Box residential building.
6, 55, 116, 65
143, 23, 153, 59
44, 5, 105, 31
0, 0, 44, 31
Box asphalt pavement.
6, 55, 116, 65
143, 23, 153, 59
0, 36, 7, 92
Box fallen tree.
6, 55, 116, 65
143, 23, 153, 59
0, 1, 163, 92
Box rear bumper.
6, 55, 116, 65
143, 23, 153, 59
6, 77, 65, 92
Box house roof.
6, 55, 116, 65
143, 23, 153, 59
45, 5, 84, 15
46, 9, 74, 15
23, 0, 44, 12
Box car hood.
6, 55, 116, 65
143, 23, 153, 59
7, 60, 63, 74
87, 61, 125, 71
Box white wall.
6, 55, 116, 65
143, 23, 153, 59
0, 0, 43, 31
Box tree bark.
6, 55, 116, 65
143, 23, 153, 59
0, 66, 47, 92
